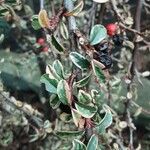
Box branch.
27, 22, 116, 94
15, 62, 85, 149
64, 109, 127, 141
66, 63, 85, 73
110, 0, 144, 37
0, 91, 44, 127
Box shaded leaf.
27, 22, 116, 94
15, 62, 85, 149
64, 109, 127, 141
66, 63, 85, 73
57, 80, 71, 105
87, 134, 98, 150
75, 102, 97, 118
51, 35, 65, 52
72, 139, 86, 150
56, 130, 84, 139
60, 112, 72, 122
70, 52, 90, 70
60, 21, 69, 40
76, 73, 92, 88
71, 109, 85, 128
40, 74, 57, 94
78, 90, 92, 104
97, 105, 113, 134
50, 94, 61, 109
90, 24, 107, 45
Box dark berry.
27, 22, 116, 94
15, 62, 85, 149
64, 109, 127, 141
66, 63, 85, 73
94, 42, 109, 53
106, 23, 117, 36
112, 34, 124, 46
99, 54, 112, 69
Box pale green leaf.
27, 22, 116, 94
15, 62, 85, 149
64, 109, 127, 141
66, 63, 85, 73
87, 134, 98, 150
40, 74, 57, 94
90, 24, 107, 45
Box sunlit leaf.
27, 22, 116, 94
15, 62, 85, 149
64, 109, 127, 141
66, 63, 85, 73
90, 24, 107, 45
70, 52, 90, 70
40, 74, 58, 94
75, 102, 97, 118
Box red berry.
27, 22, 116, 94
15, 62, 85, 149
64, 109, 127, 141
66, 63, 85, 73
42, 46, 49, 52
106, 23, 117, 36
37, 38, 45, 45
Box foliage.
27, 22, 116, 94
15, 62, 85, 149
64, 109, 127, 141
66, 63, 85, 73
0, 0, 150, 149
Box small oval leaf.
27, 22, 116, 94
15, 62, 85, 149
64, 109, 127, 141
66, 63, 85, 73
38, 9, 49, 28
53, 60, 64, 79
51, 35, 65, 52
78, 90, 92, 104
40, 74, 58, 94
70, 52, 90, 70
75, 102, 97, 118
60, 21, 69, 40
92, 60, 106, 83
90, 24, 107, 45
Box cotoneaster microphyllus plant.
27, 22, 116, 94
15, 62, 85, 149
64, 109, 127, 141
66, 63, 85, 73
32, 0, 113, 149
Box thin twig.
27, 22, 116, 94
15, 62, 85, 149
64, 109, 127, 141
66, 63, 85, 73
0, 92, 44, 127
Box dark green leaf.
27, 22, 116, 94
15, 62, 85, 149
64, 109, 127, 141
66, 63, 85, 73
90, 24, 107, 45
50, 94, 61, 109
51, 35, 65, 52
87, 134, 98, 150
40, 74, 58, 94
72, 139, 86, 150
76, 73, 92, 88
70, 52, 90, 70
75, 102, 97, 118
